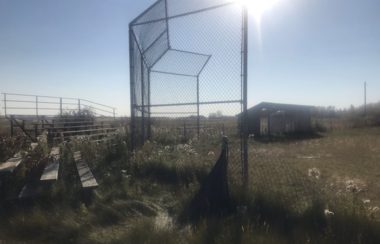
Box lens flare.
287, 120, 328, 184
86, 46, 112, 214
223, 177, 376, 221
235, 0, 281, 48
236, 0, 280, 19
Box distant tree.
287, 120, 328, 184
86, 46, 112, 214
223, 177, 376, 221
209, 110, 223, 119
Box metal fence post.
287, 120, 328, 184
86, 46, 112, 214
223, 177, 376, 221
113, 108, 116, 119
197, 76, 200, 139
141, 58, 145, 143
242, 6, 249, 188
78, 99, 81, 112
10, 115, 14, 137
60, 97, 63, 116
184, 122, 187, 140
129, 26, 136, 150
147, 69, 151, 139
4, 93, 7, 117
36, 96, 39, 117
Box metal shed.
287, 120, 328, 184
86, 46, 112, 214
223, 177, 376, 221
244, 102, 314, 137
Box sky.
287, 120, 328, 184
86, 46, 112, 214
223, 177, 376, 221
0, 0, 379, 116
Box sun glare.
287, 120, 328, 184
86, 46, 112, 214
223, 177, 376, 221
236, 0, 280, 19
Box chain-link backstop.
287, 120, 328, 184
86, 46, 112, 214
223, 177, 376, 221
129, 0, 248, 186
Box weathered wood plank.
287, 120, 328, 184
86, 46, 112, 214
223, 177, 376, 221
55, 132, 118, 142
74, 151, 98, 188
30, 142, 39, 151
40, 147, 60, 181
0, 156, 23, 174
47, 125, 100, 130
61, 127, 116, 135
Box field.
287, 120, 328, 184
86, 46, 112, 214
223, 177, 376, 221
250, 127, 380, 213
0, 124, 380, 243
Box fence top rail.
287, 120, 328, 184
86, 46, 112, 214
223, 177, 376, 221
130, 1, 235, 26
2, 93, 116, 110
3, 92, 78, 100
2, 93, 117, 117
80, 99, 115, 110
3, 100, 80, 106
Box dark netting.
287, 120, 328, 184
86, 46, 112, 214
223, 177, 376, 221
130, 0, 248, 188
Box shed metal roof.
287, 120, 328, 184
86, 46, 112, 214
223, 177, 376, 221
248, 102, 314, 112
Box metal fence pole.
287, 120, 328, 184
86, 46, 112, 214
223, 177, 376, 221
78, 99, 81, 112
147, 69, 151, 139
197, 76, 200, 139
129, 26, 136, 150
10, 115, 14, 137
4, 93, 7, 117
164, 0, 171, 48
141, 58, 145, 144
184, 122, 187, 140
242, 6, 249, 188
60, 97, 63, 116
113, 108, 116, 119
36, 96, 39, 117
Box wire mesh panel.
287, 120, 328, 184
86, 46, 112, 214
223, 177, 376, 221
130, 0, 248, 187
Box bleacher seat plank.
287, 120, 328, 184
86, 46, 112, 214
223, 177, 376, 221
61, 127, 116, 135
30, 142, 38, 151
0, 156, 23, 174
47, 125, 100, 130
40, 147, 60, 181
73, 151, 98, 188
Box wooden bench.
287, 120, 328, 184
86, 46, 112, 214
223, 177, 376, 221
30, 142, 39, 151
73, 151, 98, 188
60, 127, 116, 135
19, 147, 60, 199
0, 155, 23, 174
0, 141, 41, 175
47, 124, 100, 131
40, 147, 60, 181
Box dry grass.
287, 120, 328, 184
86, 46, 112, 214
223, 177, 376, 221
249, 126, 380, 217
1, 126, 380, 243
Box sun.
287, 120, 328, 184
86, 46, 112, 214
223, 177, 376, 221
236, 0, 281, 19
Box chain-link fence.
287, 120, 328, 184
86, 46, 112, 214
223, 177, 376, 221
129, 0, 248, 187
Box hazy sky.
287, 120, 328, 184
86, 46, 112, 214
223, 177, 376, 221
0, 0, 379, 116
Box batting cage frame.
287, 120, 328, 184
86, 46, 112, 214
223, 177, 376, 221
129, 0, 248, 186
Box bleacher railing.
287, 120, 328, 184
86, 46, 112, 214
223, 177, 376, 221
2, 93, 116, 118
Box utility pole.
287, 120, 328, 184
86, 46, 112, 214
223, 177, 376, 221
364, 81, 367, 117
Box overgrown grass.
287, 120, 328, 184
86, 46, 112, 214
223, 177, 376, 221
0, 135, 30, 162
1, 126, 380, 243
